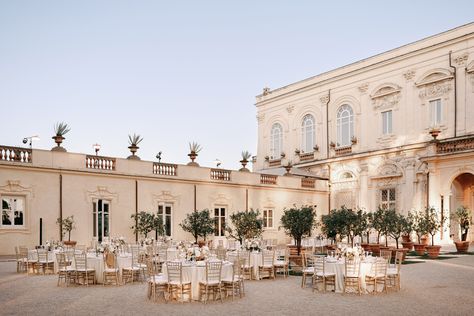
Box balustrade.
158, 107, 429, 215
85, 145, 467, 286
85, 155, 115, 170
153, 162, 178, 176
0, 146, 32, 163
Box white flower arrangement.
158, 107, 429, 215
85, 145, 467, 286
342, 246, 364, 259
243, 238, 261, 252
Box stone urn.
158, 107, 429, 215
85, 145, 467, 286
413, 243, 426, 256
239, 159, 250, 172
51, 135, 67, 152
187, 152, 199, 166
425, 245, 441, 258
454, 241, 470, 253
127, 145, 141, 160
361, 243, 371, 251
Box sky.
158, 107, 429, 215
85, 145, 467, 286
0, 1, 473, 170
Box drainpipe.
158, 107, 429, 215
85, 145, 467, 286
426, 171, 430, 208
328, 164, 331, 212
326, 90, 331, 159
135, 180, 138, 242
59, 173, 63, 241
449, 51, 457, 137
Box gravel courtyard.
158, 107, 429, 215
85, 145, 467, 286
1, 254, 474, 316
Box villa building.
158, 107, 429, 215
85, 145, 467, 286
255, 23, 474, 243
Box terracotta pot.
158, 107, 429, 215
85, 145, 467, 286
413, 243, 426, 256
361, 243, 371, 251
325, 244, 336, 251
402, 235, 411, 243
401, 241, 414, 251
454, 241, 470, 253
421, 236, 429, 246
239, 159, 250, 172
425, 245, 441, 259
187, 152, 199, 166
369, 244, 381, 256
127, 145, 141, 160
379, 246, 390, 252
63, 240, 77, 247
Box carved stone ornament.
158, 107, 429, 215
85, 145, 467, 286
262, 87, 271, 96
467, 62, 474, 92
286, 105, 295, 113
403, 69, 416, 81
358, 83, 369, 94
86, 186, 118, 203
418, 82, 452, 99
0, 180, 34, 197
370, 85, 401, 110
319, 95, 329, 105
453, 52, 469, 67
256, 113, 265, 122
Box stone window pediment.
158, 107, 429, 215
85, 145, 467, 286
415, 70, 453, 87
370, 84, 401, 111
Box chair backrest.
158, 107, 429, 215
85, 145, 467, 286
146, 258, 156, 278
394, 251, 403, 273
344, 258, 361, 277
374, 257, 388, 276
303, 253, 315, 269
74, 252, 87, 270
227, 251, 239, 263
104, 252, 117, 269
206, 261, 222, 283
314, 256, 325, 275
19, 247, 28, 260
380, 249, 392, 263
157, 246, 168, 261
56, 252, 67, 269
275, 248, 288, 262
262, 250, 274, 266
37, 248, 49, 262
216, 248, 227, 261
166, 261, 182, 283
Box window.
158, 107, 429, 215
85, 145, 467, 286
1, 196, 24, 228
382, 110, 392, 135
270, 123, 283, 159
158, 203, 173, 236
93, 199, 110, 242
263, 209, 273, 228
336, 105, 354, 146
301, 114, 315, 153
214, 206, 226, 236
429, 99, 442, 126
380, 188, 396, 210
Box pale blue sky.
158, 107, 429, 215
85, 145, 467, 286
0, 1, 472, 169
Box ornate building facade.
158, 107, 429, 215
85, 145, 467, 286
255, 23, 474, 243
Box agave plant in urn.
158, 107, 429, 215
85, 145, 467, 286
127, 133, 143, 160
51, 122, 71, 152
187, 141, 202, 166
239, 150, 252, 172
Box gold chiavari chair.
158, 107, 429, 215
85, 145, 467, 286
223, 258, 245, 300
199, 261, 223, 303
343, 257, 361, 295
103, 252, 120, 286
301, 252, 315, 287
74, 252, 96, 286
273, 247, 289, 278
258, 249, 275, 280
365, 257, 388, 293
312, 256, 336, 292
36, 248, 54, 275
387, 251, 403, 291
380, 249, 392, 265
56, 252, 75, 286
146, 258, 168, 302
166, 261, 192, 303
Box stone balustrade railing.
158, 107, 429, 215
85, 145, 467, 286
260, 174, 277, 185
436, 135, 474, 154
301, 178, 315, 188
335, 146, 352, 156
0, 146, 32, 163
153, 162, 178, 176
210, 168, 231, 181
85, 155, 116, 170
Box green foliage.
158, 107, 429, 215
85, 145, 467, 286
128, 133, 143, 146
241, 150, 252, 161
371, 207, 386, 244
413, 210, 429, 244
225, 209, 263, 244
188, 141, 202, 154
402, 212, 415, 236
280, 205, 317, 255
56, 215, 75, 241
54, 122, 71, 136
424, 207, 442, 246
321, 206, 368, 246
179, 209, 215, 243
388, 211, 407, 248
452, 205, 471, 241
131, 211, 163, 239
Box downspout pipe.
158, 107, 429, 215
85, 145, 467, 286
326, 89, 331, 159
449, 51, 457, 138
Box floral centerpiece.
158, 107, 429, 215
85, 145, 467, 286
342, 246, 364, 259
186, 246, 210, 261
45, 240, 62, 251
243, 238, 261, 252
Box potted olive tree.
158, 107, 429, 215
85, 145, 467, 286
413, 210, 429, 255
179, 209, 215, 244
280, 205, 318, 255
57, 215, 76, 246
370, 208, 385, 256
401, 211, 415, 251
424, 207, 443, 258
225, 209, 263, 245
451, 205, 471, 253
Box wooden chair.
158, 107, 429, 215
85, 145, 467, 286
273, 248, 289, 278
301, 253, 315, 287
343, 258, 361, 295
216, 248, 227, 261
387, 251, 403, 291
380, 249, 392, 265
199, 261, 223, 303
122, 250, 141, 284
312, 256, 336, 292
56, 252, 75, 286
223, 258, 244, 300
258, 250, 275, 280
240, 250, 253, 280
103, 252, 120, 286
146, 258, 168, 302
23, 248, 37, 275
166, 261, 192, 303
74, 252, 95, 286
365, 257, 388, 293
36, 248, 54, 275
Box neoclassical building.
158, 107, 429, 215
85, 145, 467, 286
255, 23, 474, 243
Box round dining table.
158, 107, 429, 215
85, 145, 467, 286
324, 256, 379, 293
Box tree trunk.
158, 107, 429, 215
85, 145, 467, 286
395, 238, 399, 249
377, 232, 380, 244
296, 238, 302, 255
385, 234, 388, 247
366, 232, 370, 244
68, 231, 71, 242
431, 234, 435, 246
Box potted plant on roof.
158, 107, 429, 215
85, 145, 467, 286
51, 122, 71, 152
283, 161, 293, 176
401, 211, 415, 251
451, 205, 471, 253
424, 207, 444, 258
57, 215, 76, 246
127, 133, 143, 160
187, 141, 202, 166
239, 151, 252, 172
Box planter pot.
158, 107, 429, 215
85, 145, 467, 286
63, 240, 77, 247
325, 244, 336, 252
239, 159, 250, 172
369, 244, 381, 256
401, 241, 414, 251
425, 245, 442, 259
402, 235, 411, 243
51, 135, 67, 152
379, 246, 390, 252
454, 241, 470, 253
413, 243, 426, 256
197, 241, 206, 248
390, 248, 408, 262
127, 145, 141, 160
187, 152, 199, 166
361, 243, 371, 251
420, 236, 429, 246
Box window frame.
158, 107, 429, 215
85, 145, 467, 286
301, 114, 315, 153
429, 98, 442, 127
336, 104, 354, 147
158, 202, 173, 237
262, 209, 274, 229
380, 188, 396, 210
382, 110, 393, 135
93, 199, 110, 243
214, 206, 226, 237
1, 195, 25, 229
270, 123, 283, 159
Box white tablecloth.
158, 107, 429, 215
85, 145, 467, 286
325, 257, 377, 293
163, 261, 233, 300
249, 252, 262, 279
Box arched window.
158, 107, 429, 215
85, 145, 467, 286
270, 123, 283, 159
337, 105, 354, 146
301, 114, 315, 153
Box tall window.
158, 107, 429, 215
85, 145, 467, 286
1, 196, 24, 228
263, 209, 273, 228
301, 114, 315, 152
429, 99, 442, 126
382, 110, 392, 135
270, 123, 283, 159
214, 206, 226, 236
93, 199, 110, 242
380, 188, 396, 210
336, 105, 354, 146
158, 202, 173, 237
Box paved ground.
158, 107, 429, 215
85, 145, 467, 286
1, 252, 474, 316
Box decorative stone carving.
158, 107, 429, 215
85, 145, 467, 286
370, 84, 401, 110
358, 83, 369, 94
319, 95, 329, 105
256, 113, 265, 122
286, 105, 295, 113
0, 180, 34, 197
453, 52, 469, 67
262, 87, 270, 96
86, 186, 118, 203
418, 82, 452, 99
403, 69, 416, 81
